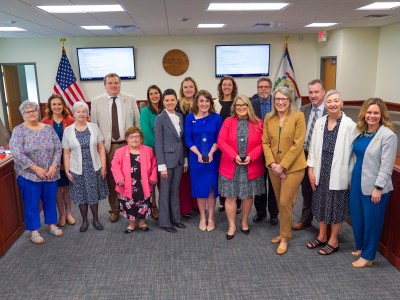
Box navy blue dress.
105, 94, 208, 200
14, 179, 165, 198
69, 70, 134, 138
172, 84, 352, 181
184, 113, 222, 198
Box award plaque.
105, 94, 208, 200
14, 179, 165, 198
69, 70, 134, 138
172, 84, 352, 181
201, 133, 209, 163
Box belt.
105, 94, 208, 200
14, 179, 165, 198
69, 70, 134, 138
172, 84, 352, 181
111, 140, 126, 145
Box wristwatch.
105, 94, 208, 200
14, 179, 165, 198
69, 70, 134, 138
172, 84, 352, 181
375, 185, 383, 191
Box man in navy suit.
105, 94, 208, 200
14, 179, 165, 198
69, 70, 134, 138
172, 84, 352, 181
292, 79, 326, 230
251, 77, 279, 225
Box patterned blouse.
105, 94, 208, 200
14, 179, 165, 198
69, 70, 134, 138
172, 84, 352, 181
9, 123, 62, 182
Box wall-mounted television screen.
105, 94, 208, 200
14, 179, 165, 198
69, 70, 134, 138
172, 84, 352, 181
77, 47, 136, 81
215, 44, 270, 77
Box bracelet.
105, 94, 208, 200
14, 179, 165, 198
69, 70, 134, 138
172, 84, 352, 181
375, 185, 383, 191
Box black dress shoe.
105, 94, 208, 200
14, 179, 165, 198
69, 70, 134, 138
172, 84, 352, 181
93, 222, 104, 230
80, 222, 89, 232
241, 228, 250, 235
270, 217, 279, 226
253, 213, 267, 223
226, 233, 235, 240
172, 222, 186, 229
161, 226, 177, 233
181, 213, 192, 219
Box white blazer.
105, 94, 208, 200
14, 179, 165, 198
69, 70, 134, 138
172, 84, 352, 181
62, 122, 104, 175
307, 113, 358, 190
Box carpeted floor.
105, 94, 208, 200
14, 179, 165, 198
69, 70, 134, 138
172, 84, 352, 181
0, 192, 399, 300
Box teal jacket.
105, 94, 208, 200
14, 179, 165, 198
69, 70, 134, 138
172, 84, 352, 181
140, 106, 158, 149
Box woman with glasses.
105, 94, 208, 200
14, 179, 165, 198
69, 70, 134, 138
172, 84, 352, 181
111, 127, 158, 233
10, 101, 63, 244
218, 95, 265, 240
62, 102, 108, 232
263, 87, 307, 254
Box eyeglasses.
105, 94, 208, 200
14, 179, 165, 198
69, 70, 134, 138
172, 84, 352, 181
128, 135, 141, 139
235, 104, 248, 109
258, 85, 271, 89
24, 109, 38, 115
274, 98, 289, 103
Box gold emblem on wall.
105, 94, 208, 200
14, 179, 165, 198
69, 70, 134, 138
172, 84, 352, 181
162, 49, 189, 76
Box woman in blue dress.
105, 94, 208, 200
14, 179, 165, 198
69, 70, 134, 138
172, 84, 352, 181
185, 90, 222, 232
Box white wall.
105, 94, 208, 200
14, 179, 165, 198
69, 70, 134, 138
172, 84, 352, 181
317, 27, 380, 100
376, 22, 400, 102
0, 34, 317, 102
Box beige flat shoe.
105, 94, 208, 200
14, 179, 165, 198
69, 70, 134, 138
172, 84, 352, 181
207, 219, 215, 232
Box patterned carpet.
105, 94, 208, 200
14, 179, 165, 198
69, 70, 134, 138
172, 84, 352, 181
1, 192, 399, 300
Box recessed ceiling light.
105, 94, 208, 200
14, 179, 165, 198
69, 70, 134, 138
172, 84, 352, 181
0, 27, 26, 31
305, 23, 337, 27
357, 2, 400, 10
207, 3, 290, 11
198, 24, 226, 28
37, 5, 124, 13
81, 26, 111, 30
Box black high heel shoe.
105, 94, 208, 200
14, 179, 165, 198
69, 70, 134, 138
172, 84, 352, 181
226, 233, 235, 240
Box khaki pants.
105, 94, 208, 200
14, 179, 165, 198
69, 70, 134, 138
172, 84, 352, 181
268, 169, 305, 239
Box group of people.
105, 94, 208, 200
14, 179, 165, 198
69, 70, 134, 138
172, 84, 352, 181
9, 73, 397, 268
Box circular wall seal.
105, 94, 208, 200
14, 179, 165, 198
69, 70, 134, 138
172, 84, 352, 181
162, 49, 189, 76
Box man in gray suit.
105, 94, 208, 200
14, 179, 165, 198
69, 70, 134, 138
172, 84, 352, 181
292, 79, 326, 230
91, 73, 140, 223
250, 77, 279, 225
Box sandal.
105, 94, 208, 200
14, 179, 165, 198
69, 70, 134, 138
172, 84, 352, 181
124, 227, 135, 234
307, 238, 327, 249
318, 243, 339, 255
48, 226, 63, 237
138, 225, 150, 232
30, 233, 45, 245
151, 205, 159, 220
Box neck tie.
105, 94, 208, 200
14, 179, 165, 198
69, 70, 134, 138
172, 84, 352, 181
261, 101, 268, 121
304, 107, 319, 151
111, 97, 120, 141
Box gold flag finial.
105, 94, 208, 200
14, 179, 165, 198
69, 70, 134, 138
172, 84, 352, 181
60, 37, 66, 50
284, 35, 290, 42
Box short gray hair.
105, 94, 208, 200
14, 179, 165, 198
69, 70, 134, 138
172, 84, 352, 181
324, 89, 342, 102
257, 77, 272, 88
72, 102, 89, 115
19, 101, 38, 116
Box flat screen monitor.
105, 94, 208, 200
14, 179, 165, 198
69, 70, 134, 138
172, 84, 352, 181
76, 47, 136, 81
215, 44, 270, 77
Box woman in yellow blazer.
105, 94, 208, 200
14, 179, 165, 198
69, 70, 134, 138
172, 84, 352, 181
263, 86, 307, 255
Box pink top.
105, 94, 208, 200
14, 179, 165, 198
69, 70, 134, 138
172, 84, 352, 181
111, 145, 158, 199
217, 116, 264, 180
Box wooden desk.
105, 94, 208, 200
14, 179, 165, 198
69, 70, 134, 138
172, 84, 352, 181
0, 156, 25, 256
379, 156, 400, 269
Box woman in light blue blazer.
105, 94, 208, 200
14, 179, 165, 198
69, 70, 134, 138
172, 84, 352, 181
350, 98, 398, 268
154, 89, 188, 233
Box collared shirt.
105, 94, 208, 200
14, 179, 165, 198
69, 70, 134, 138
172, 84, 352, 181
157, 109, 187, 171
107, 94, 124, 142
305, 102, 325, 142
259, 95, 272, 121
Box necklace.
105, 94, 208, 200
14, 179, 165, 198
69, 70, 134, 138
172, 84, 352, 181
363, 130, 377, 137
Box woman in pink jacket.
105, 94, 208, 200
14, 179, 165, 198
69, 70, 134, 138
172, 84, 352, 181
111, 127, 158, 233
218, 95, 265, 240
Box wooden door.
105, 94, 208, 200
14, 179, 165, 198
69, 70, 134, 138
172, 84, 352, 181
2, 65, 24, 130
320, 57, 337, 91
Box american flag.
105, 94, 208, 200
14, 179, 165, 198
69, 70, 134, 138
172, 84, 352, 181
53, 48, 86, 111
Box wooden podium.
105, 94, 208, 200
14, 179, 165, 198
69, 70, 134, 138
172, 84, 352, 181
0, 156, 25, 256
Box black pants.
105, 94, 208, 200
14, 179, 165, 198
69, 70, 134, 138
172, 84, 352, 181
254, 170, 278, 218
299, 151, 313, 224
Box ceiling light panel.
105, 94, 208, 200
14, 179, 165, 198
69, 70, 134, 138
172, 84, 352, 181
207, 3, 290, 11
357, 2, 400, 10
305, 23, 337, 27
81, 26, 111, 30
0, 27, 26, 31
198, 24, 226, 28
37, 5, 124, 13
